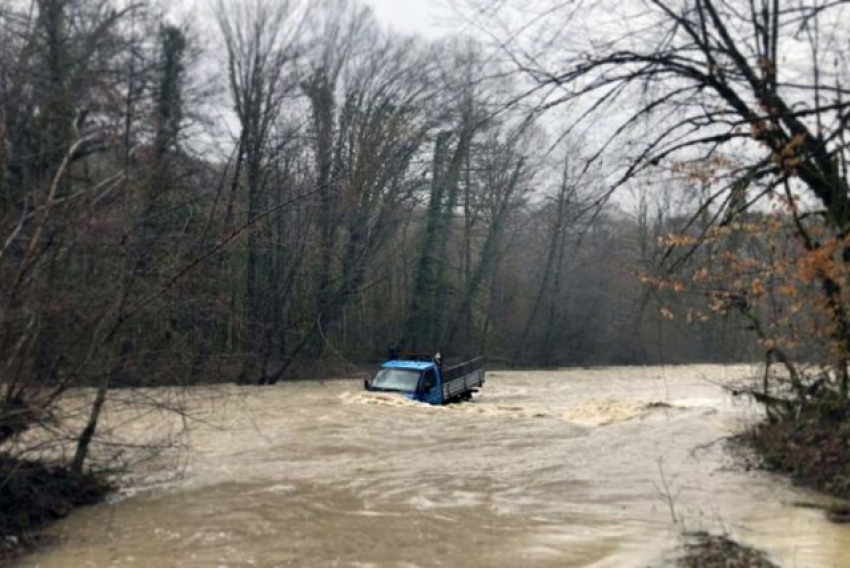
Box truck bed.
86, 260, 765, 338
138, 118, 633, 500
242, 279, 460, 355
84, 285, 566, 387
441, 358, 485, 401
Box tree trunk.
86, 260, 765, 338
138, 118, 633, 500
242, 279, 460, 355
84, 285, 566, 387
71, 340, 133, 474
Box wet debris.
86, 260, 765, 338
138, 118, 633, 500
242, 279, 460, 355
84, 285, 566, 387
1, 457, 111, 564
826, 504, 850, 524
678, 532, 778, 568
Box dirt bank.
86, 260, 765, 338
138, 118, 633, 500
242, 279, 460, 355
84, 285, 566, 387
0, 458, 110, 565
748, 405, 850, 502
678, 532, 778, 567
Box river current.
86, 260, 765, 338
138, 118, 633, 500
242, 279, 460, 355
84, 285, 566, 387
15, 365, 850, 567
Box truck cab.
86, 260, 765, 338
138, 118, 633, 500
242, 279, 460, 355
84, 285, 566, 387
364, 355, 485, 405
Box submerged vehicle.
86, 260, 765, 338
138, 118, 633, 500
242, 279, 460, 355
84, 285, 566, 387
364, 353, 485, 404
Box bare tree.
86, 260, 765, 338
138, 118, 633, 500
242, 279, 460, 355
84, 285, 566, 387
511, 156, 578, 365
443, 129, 530, 352
216, 0, 306, 383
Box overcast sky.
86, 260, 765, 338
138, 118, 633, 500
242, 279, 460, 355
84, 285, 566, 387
365, 0, 452, 37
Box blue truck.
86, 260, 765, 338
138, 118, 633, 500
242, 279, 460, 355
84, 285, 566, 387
364, 354, 485, 404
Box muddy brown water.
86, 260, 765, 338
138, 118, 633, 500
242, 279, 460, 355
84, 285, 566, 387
15, 366, 850, 567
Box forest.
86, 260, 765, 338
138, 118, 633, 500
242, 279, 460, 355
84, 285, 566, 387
1, 0, 849, 564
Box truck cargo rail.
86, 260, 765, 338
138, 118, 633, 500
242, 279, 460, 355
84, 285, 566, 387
441, 357, 485, 401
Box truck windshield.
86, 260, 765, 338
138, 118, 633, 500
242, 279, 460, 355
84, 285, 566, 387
369, 368, 421, 393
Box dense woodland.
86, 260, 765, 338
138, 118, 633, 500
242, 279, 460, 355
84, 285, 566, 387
1, 0, 848, 499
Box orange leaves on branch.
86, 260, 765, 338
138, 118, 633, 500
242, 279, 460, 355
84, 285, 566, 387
639, 273, 688, 293
778, 284, 798, 298
771, 133, 808, 174
652, 201, 850, 369
658, 233, 700, 247
668, 156, 737, 185
708, 298, 728, 315
795, 237, 847, 285
692, 267, 710, 283
686, 310, 711, 323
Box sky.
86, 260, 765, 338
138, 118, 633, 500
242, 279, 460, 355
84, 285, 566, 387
365, 0, 452, 37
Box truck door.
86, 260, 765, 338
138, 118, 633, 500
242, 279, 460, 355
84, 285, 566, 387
419, 369, 441, 404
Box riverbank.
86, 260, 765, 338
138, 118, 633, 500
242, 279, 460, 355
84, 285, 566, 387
747, 404, 850, 502
0, 458, 110, 565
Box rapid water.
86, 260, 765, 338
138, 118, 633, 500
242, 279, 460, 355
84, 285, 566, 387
16, 366, 850, 567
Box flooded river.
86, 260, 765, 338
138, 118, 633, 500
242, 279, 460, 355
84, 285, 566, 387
16, 366, 850, 567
